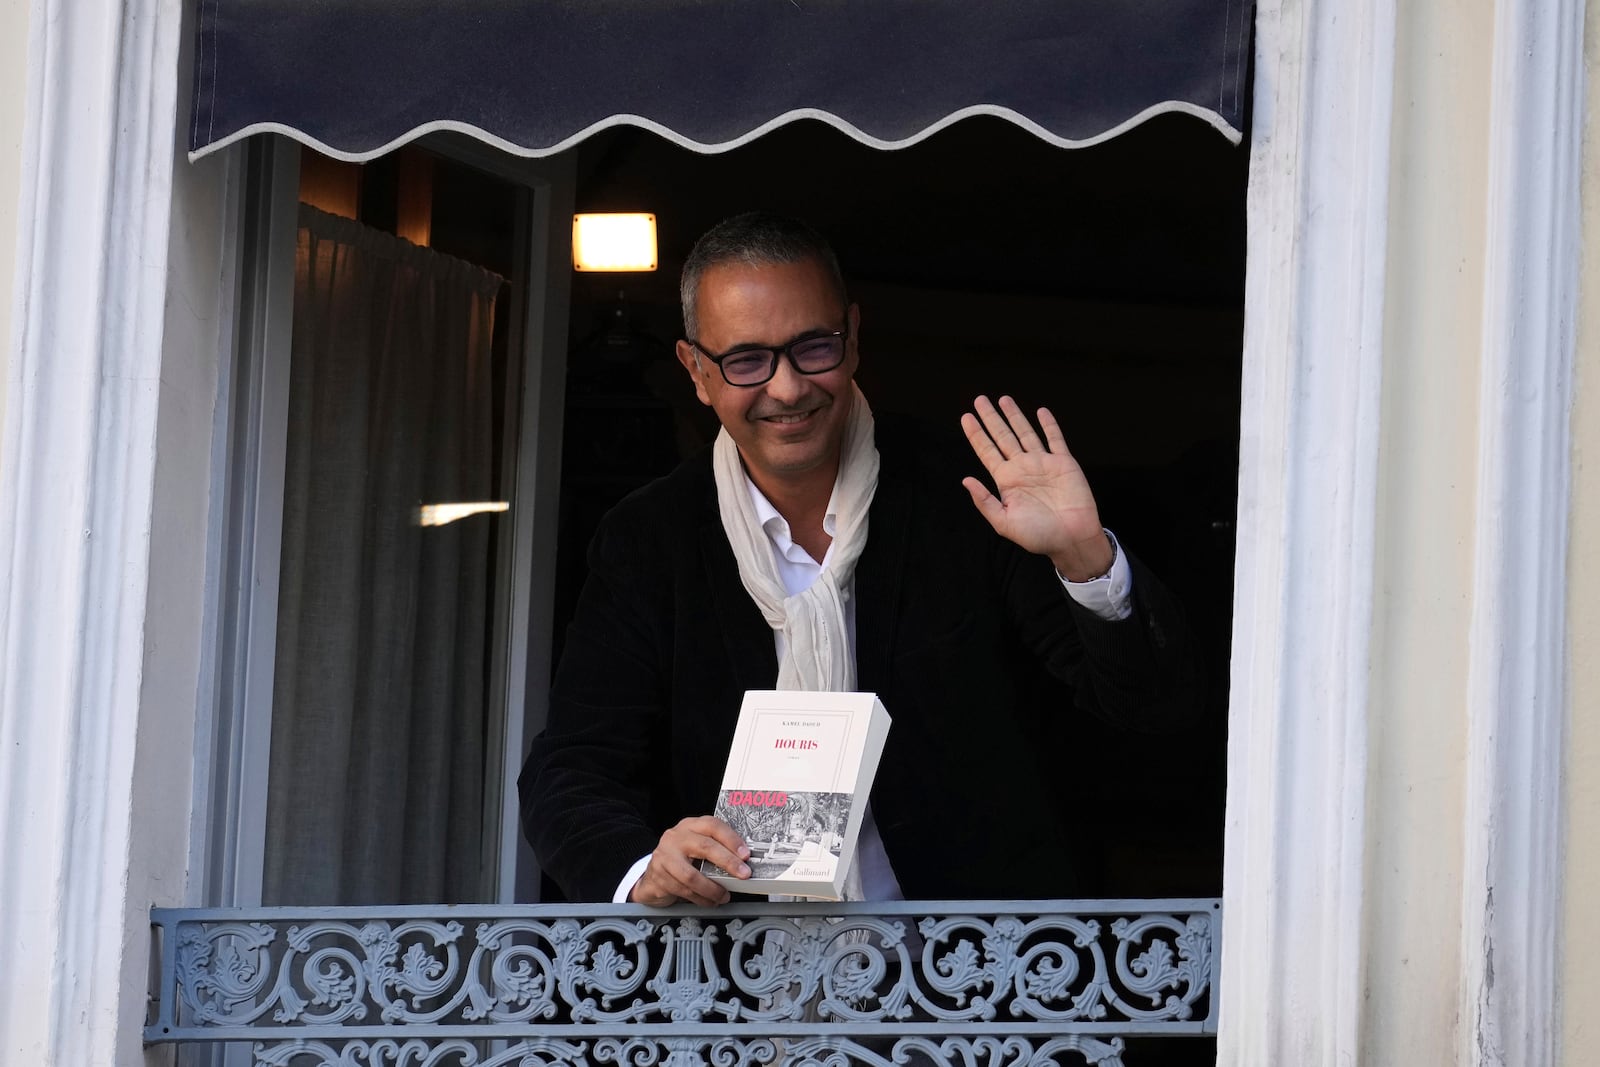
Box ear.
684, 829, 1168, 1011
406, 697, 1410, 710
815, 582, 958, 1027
845, 302, 862, 364
676, 339, 714, 407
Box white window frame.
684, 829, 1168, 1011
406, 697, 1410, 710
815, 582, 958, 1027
1219, 0, 1580, 1061
0, 0, 1582, 1061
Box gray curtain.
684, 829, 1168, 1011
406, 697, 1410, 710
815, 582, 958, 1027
263, 205, 505, 905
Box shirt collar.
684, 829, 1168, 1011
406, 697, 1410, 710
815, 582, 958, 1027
743, 472, 839, 565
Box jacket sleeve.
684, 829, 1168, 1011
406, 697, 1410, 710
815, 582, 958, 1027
518, 508, 671, 902
996, 529, 1205, 733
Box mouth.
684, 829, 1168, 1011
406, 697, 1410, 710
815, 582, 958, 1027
753, 405, 825, 427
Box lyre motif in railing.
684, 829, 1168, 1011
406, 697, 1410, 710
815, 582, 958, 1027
148, 900, 1220, 1067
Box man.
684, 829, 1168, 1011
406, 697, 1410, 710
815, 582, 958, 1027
520, 213, 1201, 906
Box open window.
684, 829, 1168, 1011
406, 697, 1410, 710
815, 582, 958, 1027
211, 110, 1241, 908
190, 14, 1246, 1066
195, 0, 1247, 925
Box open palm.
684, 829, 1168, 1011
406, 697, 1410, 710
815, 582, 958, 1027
960, 395, 1114, 582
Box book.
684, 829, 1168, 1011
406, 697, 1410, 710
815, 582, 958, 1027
701, 689, 891, 900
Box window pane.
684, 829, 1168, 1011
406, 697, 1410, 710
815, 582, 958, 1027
261, 204, 509, 905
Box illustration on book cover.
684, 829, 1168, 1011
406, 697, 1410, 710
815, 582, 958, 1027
705, 790, 853, 882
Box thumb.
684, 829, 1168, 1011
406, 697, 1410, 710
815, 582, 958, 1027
962, 476, 1006, 531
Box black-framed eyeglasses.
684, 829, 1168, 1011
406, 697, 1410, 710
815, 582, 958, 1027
687, 327, 849, 387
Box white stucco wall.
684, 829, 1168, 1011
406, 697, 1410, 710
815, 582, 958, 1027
1359, 2, 1493, 1059
0, 0, 32, 457
1560, 1, 1600, 1062
1359, 0, 1591, 1058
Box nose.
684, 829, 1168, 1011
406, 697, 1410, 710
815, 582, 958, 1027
763, 352, 808, 405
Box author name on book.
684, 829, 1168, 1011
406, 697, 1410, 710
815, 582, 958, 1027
723, 790, 789, 806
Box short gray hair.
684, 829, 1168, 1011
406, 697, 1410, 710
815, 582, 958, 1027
680, 212, 847, 339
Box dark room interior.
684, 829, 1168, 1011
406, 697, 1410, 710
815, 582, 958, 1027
557, 110, 1245, 897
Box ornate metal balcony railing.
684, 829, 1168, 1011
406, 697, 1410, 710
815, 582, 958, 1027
146, 899, 1220, 1067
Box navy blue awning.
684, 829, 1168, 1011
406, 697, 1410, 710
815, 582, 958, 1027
189, 0, 1253, 161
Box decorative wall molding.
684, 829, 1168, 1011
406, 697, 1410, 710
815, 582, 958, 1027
1457, 0, 1585, 1062
1220, 0, 1396, 1062
0, 0, 187, 1062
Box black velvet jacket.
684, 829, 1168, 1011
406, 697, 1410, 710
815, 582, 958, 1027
519, 418, 1202, 902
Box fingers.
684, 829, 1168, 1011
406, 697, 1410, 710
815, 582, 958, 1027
634, 855, 728, 906
964, 396, 1057, 467
636, 852, 728, 907
974, 395, 1025, 459
1036, 405, 1069, 454
686, 816, 752, 879
633, 861, 726, 907
960, 412, 1005, 478
999, 395, 1046, 452
632, 817, 751, 907
691, 815, 750, 860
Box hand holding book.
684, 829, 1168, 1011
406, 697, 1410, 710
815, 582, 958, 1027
628, 815, 751, 907
627, 692, 888, 905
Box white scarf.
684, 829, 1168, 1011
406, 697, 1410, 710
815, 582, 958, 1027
714, 384, 878, 905
712, 384, 879, 692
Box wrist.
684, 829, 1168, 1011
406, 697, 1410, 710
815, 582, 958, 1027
1052, 531, 1116, 583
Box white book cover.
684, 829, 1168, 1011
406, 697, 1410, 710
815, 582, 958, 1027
702, 690, 891, 900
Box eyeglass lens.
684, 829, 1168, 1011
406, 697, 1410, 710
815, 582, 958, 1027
721, 335, 845, 385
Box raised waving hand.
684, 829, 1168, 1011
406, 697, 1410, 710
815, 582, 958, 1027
959, 395, 1114, 582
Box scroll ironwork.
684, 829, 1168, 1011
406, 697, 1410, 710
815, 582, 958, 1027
147, 900, 1219, 1067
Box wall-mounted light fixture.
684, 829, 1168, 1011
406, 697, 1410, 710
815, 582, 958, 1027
573, 213, 657, 272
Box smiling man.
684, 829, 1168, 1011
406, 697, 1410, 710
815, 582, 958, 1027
519, 212, 1202, 906
677, 250, 860, 569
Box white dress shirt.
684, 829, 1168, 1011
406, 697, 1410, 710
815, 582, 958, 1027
612, 474, 1134, 902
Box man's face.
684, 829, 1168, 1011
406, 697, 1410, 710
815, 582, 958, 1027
676, 257, 860, 492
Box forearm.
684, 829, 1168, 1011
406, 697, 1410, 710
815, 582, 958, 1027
1009, 537, 1204, 732
517, 730, 662, 901
1066, 547, 1204, 730
520, 510, 678, 900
